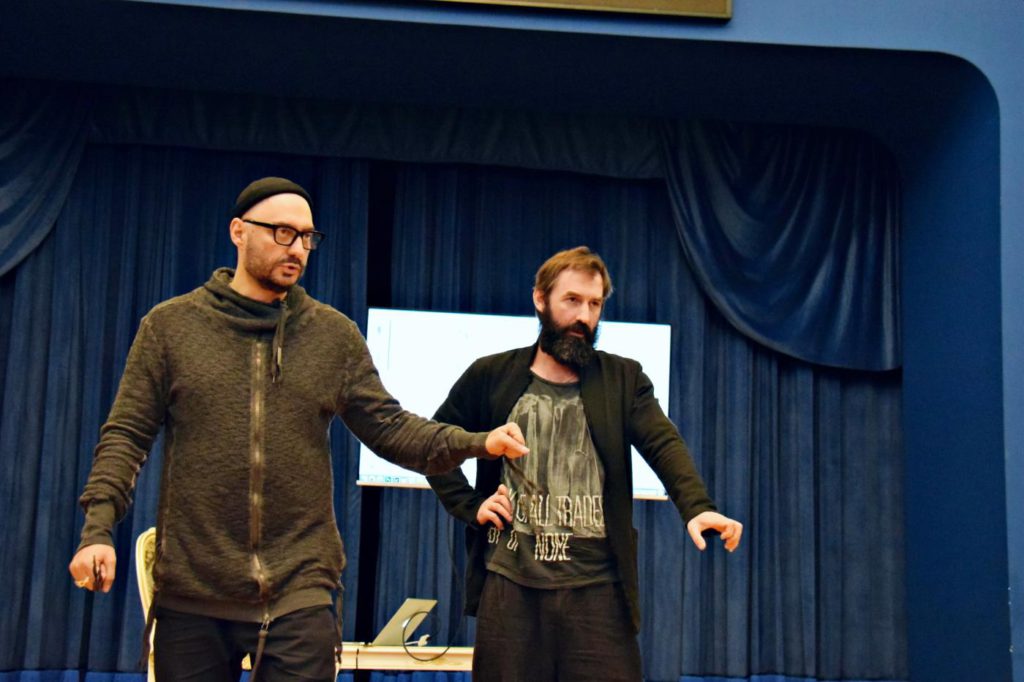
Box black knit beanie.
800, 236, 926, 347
233, 177, 312, 218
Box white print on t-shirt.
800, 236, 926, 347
490, 384, 608, 563
508, 489, 604, 529
485, 486, 605, 562
534, 532, 572, 561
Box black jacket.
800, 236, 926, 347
427, 344, 716, 632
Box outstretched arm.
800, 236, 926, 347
628, 365, 743, 552
337, 321, 525, 475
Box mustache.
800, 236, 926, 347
278, 256, 304, 266
567, 321, 591, 336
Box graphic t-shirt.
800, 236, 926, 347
485, 373, 617, 589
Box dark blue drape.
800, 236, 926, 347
662, 121, 901, 371
85, 85, 663, 181
0, 82, 89, 277
2, 81, 899, 371
0, 144, 368, 674
378, 163, 906, 682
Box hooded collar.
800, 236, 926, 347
202, 268, 307, 323
201, 267, 310, 382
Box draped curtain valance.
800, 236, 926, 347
0, 83, 90, 278
662, 121, 901, 370
0, 78, 900, 370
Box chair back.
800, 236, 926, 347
135, 526, 157, 615
135, 526, 158, 682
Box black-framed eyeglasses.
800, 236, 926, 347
243, 219, 325, 251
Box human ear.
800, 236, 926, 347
229, 218, 246, 247
533, 288, 545, 314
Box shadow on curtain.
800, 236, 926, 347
376, 163, 906, 682
0, 144, 368, 676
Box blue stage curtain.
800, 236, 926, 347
661, 121, 901, 371
0, 144, 368, 675
0, 81, 90, 277
378, 162, 906, 682
3, 81, 899, 371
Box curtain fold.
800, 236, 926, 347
2, 80, 901, 370
661, 120, 901, 371
380, 162, 906, 682
0, 145, 368, 673
0, 81, 90, 277
86, 84, 663, 180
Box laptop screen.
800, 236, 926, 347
369, 598, 438, 646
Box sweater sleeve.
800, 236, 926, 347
628, 367, 717, 523
335, 320, 489, 476
78, 316, 167, 549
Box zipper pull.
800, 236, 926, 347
251, 613, 272, 681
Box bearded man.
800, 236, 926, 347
427, 246, 743, 682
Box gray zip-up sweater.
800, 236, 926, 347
78, 268, 489, 621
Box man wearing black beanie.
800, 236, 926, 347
68, 177, 529, 682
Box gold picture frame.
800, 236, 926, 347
427, 0, 731, 19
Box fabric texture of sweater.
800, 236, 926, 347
79, 268, 488, 621
427, 344, 716, 633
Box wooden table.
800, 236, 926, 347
340, 643, 473, 671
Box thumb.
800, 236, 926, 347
687, 520, 707, 551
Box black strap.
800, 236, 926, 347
137, 589, 158, 671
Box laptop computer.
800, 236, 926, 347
368, 598, 438, 646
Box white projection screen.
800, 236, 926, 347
357, 308, 672, 499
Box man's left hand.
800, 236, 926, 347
485, 422, 529, 459
686, 511, 743, 552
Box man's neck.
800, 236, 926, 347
530, 347, 579, 384
229, 269, 286, 304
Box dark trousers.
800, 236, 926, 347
153, 605, 337, 682
473, 572, 643, 682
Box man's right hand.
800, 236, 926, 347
484, 423, 529, 459
69, 544, 117, 593
476, 484, 513, 529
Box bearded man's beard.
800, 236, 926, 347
537, 305, 599, 370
